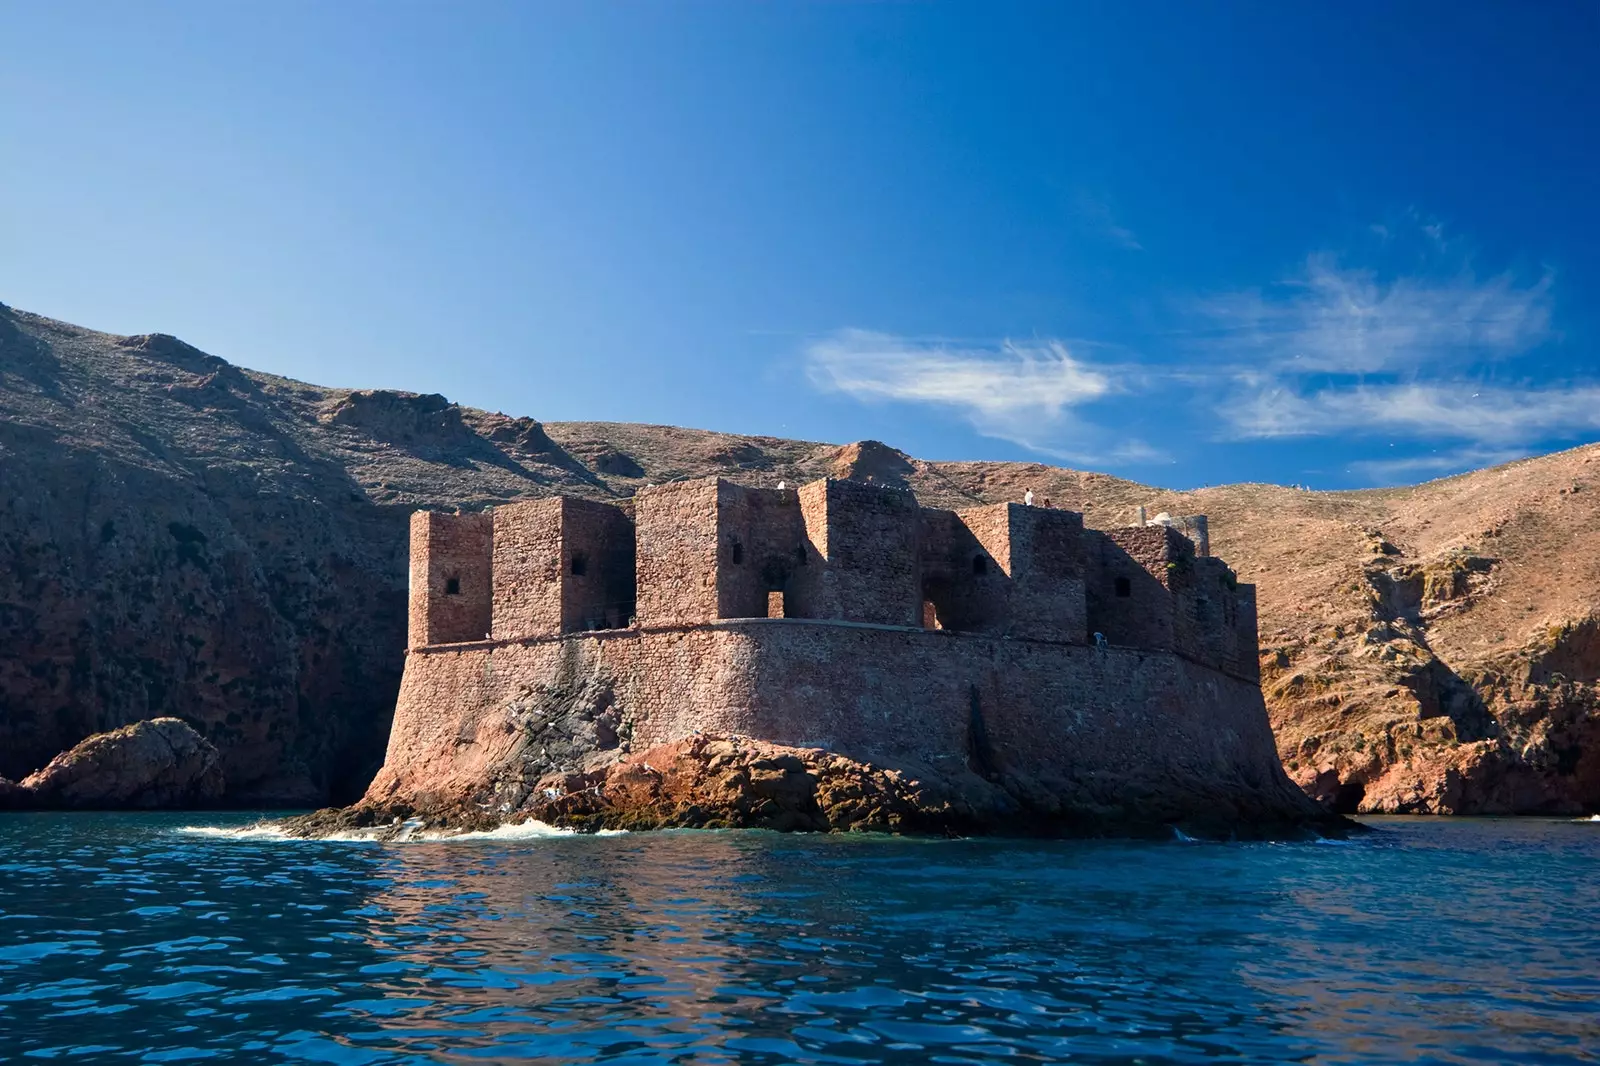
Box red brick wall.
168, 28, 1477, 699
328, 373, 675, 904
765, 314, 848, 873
407, 511, 492, 647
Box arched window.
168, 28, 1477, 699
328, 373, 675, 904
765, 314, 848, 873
570, 553, 588, 577
1115, 576, 1131, 598
730, 539, 744, 565
972, 554, 988, 576
445, 575, 461, 595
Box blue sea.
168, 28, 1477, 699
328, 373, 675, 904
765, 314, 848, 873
0, 815, 1596, 1064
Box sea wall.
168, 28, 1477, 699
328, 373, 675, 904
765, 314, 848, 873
361, 619, 1314, 833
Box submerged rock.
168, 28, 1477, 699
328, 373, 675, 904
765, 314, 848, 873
0, 777, 27, 810
20, 718, 225, 809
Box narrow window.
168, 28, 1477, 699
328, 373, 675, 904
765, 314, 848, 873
570, 552, 588, 577
445, 575, 461, 595
730, 539, 744, 565
972, 554, 988, 576
795, 545, 807, 566
1115, 576, 1131, 598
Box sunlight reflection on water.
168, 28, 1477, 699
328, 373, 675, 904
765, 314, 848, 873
0, 814, 1596, 1063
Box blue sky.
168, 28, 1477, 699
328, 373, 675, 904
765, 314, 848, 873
3, 2, 1598, 488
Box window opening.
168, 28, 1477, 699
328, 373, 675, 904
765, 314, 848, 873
795, 545, 807, 566
730, 539, 744, 565
972, 554, 988, 575
570, 553, 588, 577
922, 600, 941, 630
1115, 576, 1131, 598
445, 575, 461, 595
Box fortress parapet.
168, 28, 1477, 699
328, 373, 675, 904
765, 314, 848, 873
406, 476, 1258, 681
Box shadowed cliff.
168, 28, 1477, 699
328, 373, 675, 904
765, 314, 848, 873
2, 303, 1597, 812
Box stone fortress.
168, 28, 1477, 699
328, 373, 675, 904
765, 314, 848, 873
363, 474, 1318, 834
410, 477, 1256, 670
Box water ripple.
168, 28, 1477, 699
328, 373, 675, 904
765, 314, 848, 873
0, 814, 1596, 1062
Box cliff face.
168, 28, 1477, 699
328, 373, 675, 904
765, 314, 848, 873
2, 304, 1597, 813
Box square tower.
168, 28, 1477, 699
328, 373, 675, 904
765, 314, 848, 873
793, 478, 921, 626
408, 510, 493, 648
491, 497, 634, 639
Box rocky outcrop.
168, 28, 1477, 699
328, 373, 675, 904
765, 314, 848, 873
284, 734, 1344, 841
0, 777, 27, 810
18, 718, 225, 809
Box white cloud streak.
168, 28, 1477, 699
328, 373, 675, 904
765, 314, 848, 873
807, 329, 1111, 420
1226, 381, 1600, 443
1344, 446, 1533, 485
804, 329, 1151, 461
1200, 253, 1554, 373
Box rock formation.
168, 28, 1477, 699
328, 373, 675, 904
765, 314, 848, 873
2, 303, 1598, 815
17, 717, 224, 808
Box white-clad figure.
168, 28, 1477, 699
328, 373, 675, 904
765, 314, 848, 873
777, 481, 786, 489
1024, 489, 1035, 506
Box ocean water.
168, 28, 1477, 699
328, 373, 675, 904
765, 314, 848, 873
0, 815, 1596, 1064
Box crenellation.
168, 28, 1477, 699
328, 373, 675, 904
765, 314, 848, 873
408, 475, 1257, 676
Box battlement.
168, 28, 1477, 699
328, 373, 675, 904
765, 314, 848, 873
407, 476, 1258, 680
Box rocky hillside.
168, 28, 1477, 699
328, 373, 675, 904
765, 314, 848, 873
2, 303, 1595, 812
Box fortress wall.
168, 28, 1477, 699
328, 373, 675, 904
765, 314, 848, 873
635, 479, 722, 626
491, 500, 564, 640
370, 621, 1295, 822
1229, 583, 1260, 682
408, 511, 493, 648
561, 498, 636, 631
367, 627, 755, 805
981, 642, 1293, 814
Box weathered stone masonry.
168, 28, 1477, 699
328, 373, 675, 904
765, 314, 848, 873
407, 475, 1257, 672
373, 475, 1291, 827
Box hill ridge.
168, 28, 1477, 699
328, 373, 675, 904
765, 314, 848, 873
2, 304, 1596, 812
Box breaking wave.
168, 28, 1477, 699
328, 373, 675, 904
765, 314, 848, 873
176, 821, 629, 843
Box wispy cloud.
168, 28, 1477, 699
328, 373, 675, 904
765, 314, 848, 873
799, 220, 1591, 484
1076, 193, 1143, 251
804, 329, 1154, 462
1198, 253, 1554, 373
1226, 381, 1600, 443
1344, 446, 1533, 485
